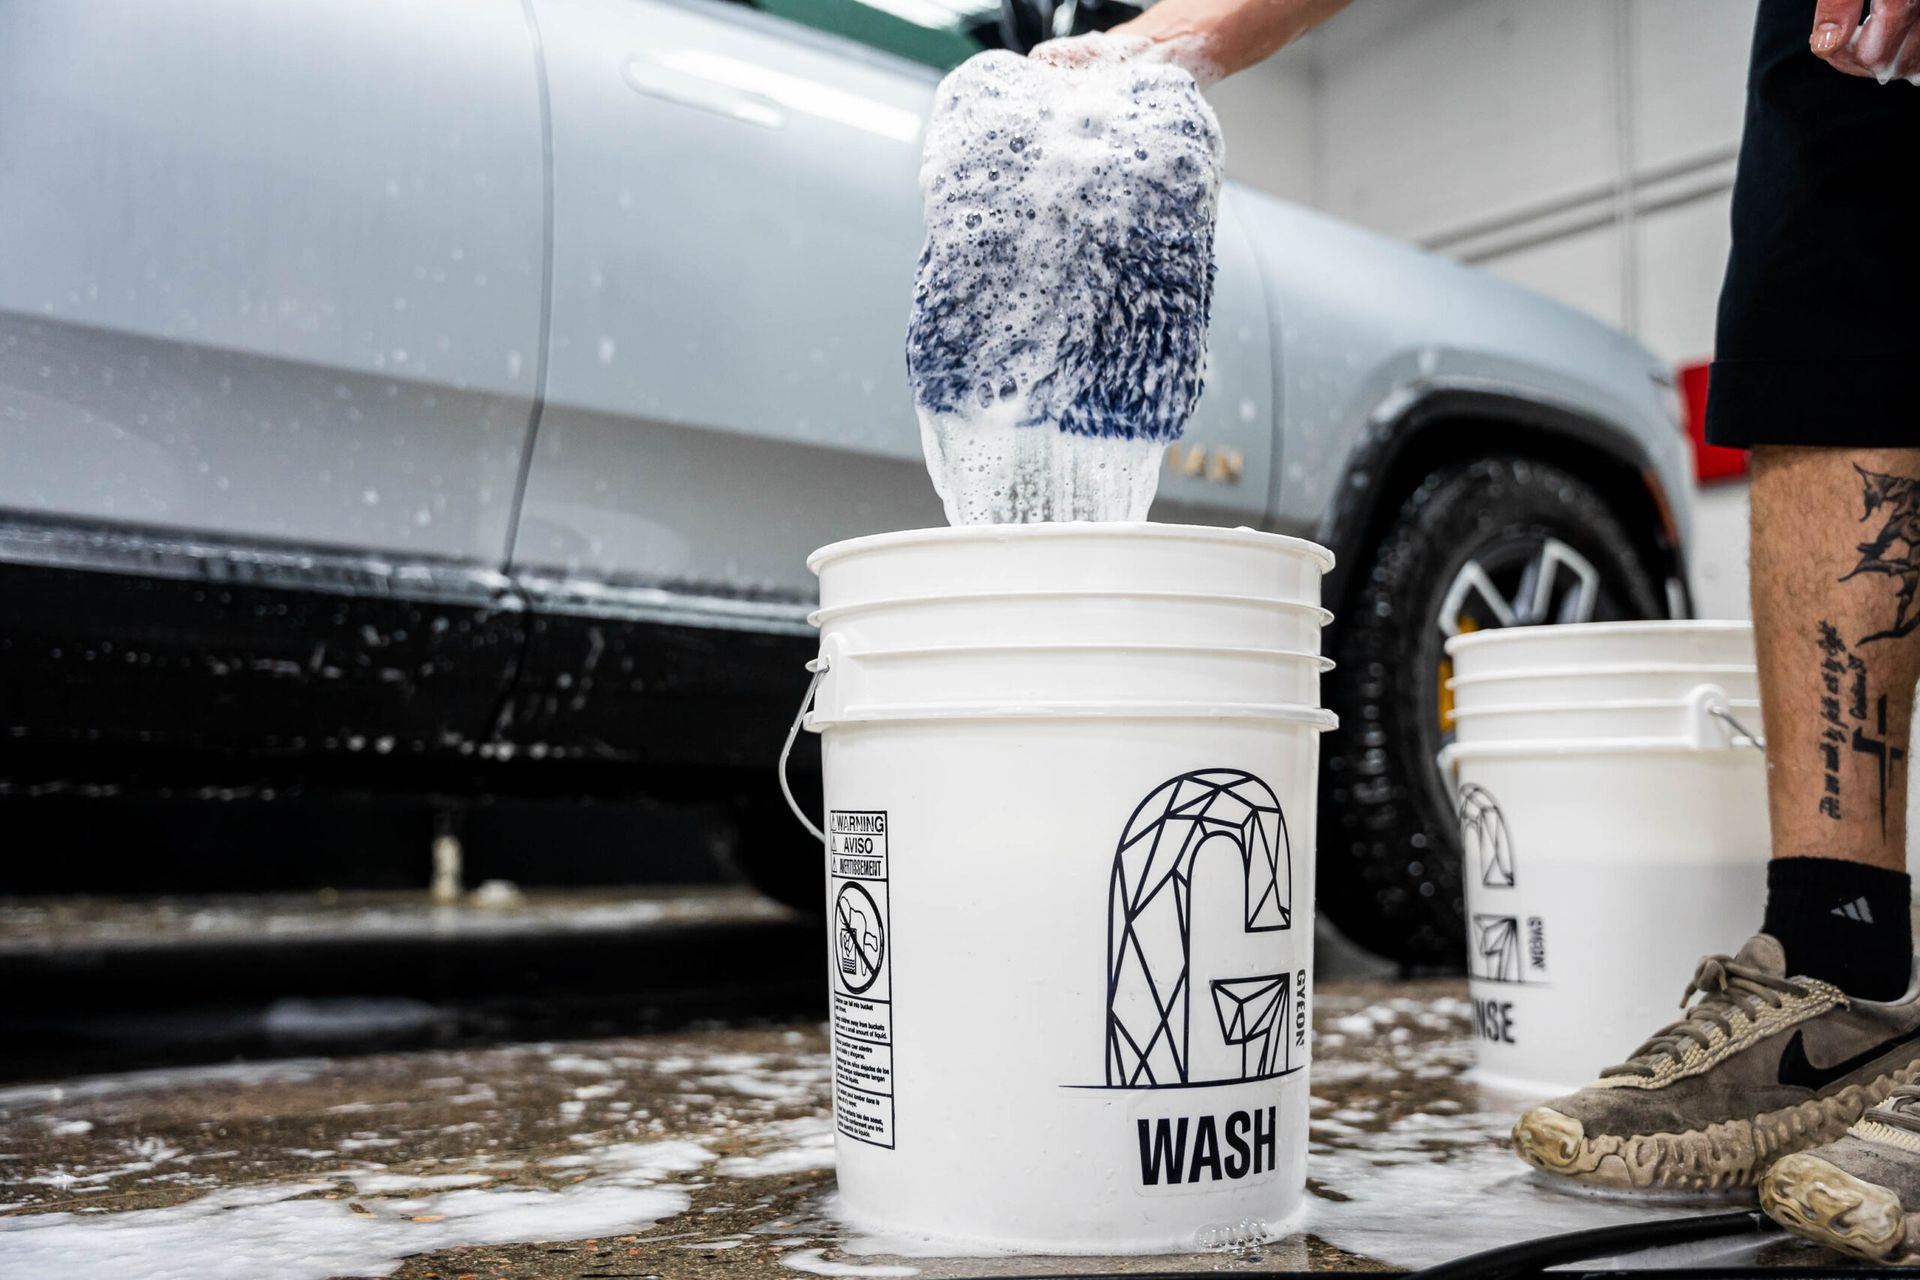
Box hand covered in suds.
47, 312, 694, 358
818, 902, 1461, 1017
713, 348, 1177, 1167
1811, 0, 1920, 83
1029, 30, 1222, 86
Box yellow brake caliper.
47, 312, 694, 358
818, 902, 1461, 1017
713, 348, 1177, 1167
1438, 616, 1480, 733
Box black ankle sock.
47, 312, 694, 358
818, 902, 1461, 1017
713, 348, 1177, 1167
1762, 856, 1913, 1000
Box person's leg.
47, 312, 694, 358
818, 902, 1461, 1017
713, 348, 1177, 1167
1512, 0, 1920, 1200
1753, 446, 1920, 870
1750, 446, 1920, 1000
1510, 447, 1920, 1194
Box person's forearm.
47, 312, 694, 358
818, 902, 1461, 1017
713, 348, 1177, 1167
1113, 0, 1354, 79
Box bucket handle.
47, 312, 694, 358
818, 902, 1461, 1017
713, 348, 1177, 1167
1706, 703, 1766, 752
1687, 684, 1766, 752
778, 657, 830, 846
1434, 685, 1767, 780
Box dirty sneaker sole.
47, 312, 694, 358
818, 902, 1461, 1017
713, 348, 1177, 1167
1761, 1151, 1918, 1264
1511, 1071, 1920, 1193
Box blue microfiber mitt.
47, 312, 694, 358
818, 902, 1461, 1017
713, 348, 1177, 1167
907, 49, 1224, 525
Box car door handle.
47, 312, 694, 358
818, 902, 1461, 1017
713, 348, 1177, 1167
624, 52, 786, 130
626, 48, 921, 143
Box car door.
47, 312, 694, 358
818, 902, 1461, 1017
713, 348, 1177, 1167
0, 1, 548, 766
512, 0, 1274, 611
0, 0, 546, 565
513, 0, 939, 609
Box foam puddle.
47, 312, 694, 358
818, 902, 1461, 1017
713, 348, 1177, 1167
0, 1143, 709, 1280
0, 1037, 854, 1280
1297, 1106, 1752, 1268
1291, 994, 1761, 1269
716, 1116, 836, 1178
1, 995, 1790, 1274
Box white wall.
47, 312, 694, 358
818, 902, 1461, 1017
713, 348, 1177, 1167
1206, 0, 1757, 618
1207, 41, 1317, 204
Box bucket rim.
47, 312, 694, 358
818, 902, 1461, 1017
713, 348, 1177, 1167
1444, 619, 1752, 657
809, 589, 1335, 628
808, 698, 1339, 730
1449, 696, 1761, 719
808, 522, 1336, 576
840, 641, 1335, 671
1444, 735, 1761, 758
1446, 662, 1757, 690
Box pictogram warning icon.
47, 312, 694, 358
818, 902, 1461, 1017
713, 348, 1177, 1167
835, 881, 886, 995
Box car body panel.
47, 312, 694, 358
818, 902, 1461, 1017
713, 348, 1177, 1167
0, 0, 546, 563
1151, 195, 1277, 533
1229, 191, 1692, 551
0, 0, 1693, 798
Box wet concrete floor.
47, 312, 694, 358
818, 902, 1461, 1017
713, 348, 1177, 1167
0, 898, 1858, 1277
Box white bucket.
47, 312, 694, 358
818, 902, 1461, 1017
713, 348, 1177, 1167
1443, 622, 1768, 1097
811, 592, 1332, 659
1446, 664, 1760, 709
795, 524, 1335, 1253
1448, 695, 1764, 742
817, 643, 1332, 715
1447, 619, 1756, 679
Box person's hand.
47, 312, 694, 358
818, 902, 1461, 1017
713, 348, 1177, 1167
1029, 30, 1153, 70
1029, 0, 1349, 86
1811, 0, 1920, 83
1029, 30, 1221, 85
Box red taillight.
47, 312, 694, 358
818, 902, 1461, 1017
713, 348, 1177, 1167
1680, 361, 1748, 485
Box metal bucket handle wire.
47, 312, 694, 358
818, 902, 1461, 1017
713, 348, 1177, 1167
779, 657, 830, 845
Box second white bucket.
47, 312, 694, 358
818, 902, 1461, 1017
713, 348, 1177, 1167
1444, 622, 1769, 1097
798, 524, 1335, 1253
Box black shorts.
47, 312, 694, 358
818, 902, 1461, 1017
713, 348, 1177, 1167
1705, 0, 1920, 449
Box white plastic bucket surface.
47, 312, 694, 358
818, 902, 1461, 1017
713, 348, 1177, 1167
805, 525, 1334, 1253
1442, 622, 1766, 1095
812, 591, 1332, 655
1445, 620, 1754, 681
816, 642, 1331, 720
811, 523, 1333, 609
1446, 664, 1760, 710
1449, 695, 1763, 746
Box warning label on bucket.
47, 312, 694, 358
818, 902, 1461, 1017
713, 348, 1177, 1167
830, 810, 894, 1149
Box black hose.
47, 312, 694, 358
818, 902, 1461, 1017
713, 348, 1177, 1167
960, 1208, 1787, 1280
1405, 1208, 1774, 1280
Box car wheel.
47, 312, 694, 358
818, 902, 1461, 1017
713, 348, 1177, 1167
725, 772, 826, 916
1318, 455, 1665, 967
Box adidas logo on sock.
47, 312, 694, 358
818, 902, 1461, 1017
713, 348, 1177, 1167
1832, 897, 1877, 924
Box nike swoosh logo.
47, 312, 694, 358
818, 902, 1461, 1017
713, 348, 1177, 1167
1778, 1023, 1920, 1091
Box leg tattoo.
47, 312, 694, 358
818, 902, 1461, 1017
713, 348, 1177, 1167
1815, 464, 1920, 829
1842, 465, 1920, 646
1852, 694, 1907, 839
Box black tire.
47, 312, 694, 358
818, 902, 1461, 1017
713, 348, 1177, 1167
1319, 455, 1665, 967
725, 759, 826, 916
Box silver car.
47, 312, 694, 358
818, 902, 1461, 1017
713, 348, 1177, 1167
0, 0, 1694, 963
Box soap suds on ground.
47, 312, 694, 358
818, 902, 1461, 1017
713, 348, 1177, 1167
0, 984, 1833, 1276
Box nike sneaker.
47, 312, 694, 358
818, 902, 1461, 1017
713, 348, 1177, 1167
1510, 934, 1920, 1192
1761, 1089, 1920, 1263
